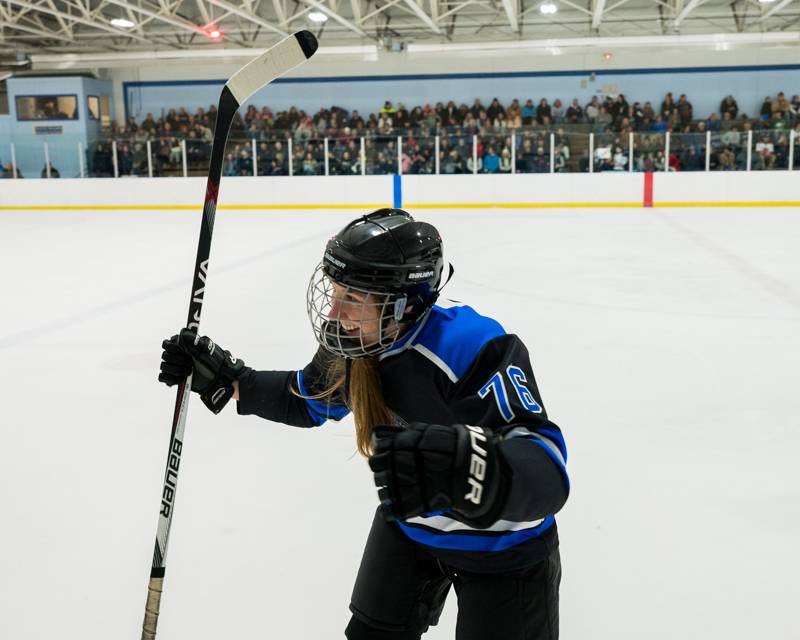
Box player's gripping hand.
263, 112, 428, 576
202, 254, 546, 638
158, 329, 250, 414
368, 423, 509, 529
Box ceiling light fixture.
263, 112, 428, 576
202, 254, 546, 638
110, 17, 136, 28
208, 28, 222, 39
308, 11, 329, 23
540, 3, 558, 14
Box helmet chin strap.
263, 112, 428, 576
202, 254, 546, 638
437, 263, 456, 295
382, 262, 456, 341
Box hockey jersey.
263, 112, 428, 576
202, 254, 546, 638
236, 304, 569, 572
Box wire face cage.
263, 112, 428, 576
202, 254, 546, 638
307, 262, 407, 358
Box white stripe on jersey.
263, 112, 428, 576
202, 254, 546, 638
405, 514, 545, 533
412, 343, 459, 383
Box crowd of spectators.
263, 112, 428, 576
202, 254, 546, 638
88, 90, 800, 177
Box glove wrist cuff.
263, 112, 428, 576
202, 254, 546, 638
200, 383, 235, 414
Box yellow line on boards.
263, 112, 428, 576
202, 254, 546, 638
3, 201, 800, 212
404, 202, 641, 209
0, 202, 640, 211
0, 203, 390, 211
222, 203, 390, 210
653, 201, 800, 207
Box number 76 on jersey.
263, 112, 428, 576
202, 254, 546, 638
479, 365, 542, 423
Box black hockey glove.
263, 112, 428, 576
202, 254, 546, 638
158, 329, 250, 414
368, 423, 510, 529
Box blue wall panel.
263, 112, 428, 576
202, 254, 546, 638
125, 65, 800, 124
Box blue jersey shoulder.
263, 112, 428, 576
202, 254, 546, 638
414, 305, 506, 382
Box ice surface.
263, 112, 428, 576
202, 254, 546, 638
1, 205, 798, 639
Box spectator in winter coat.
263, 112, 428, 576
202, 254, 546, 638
773, 92, 791, 115
551, 99, 565, 124
720, 95, 738, 120
771, 112, 789, 131
566, 99, 583, 124
721, 126, 741, 148
521, 99, 536, 125
792, 95, 800, 119
611, 94, 629, 123
705, 113, 720, 132
760, 97, 773, 121
536, 99, 552, 125
682, 145, 704, 171
486, 98, 504, 122
612, 146, 627, 171
628, 103, 644, 129
676, 94, 693, 127
499, 148, 512, 173
585, 96, 600, 123
483, 147, 500, 173
718, 147, 736, 170
660, 93, 675, 120
595, 106, 613, 131
720, 111, 735, 132
506, 100, 522, 127
469, 99, 484, 119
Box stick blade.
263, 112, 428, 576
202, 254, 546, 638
294, 29, 319, 59
226, 30, 319, 106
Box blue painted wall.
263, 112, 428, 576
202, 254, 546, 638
3, 76, 113, 178
125, 65, 800, 124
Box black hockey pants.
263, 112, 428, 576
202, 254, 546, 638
345, 510, 561, 640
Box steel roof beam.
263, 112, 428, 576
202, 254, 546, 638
755, 0, 795, 22
400, 0, 442, 32
360, 0, 403, 22
0, 18, 74, 41
592, 0, 607, 28
674, 0, 705, 27
3, 0, 152, 41
204, 0, 289, 36
102, 0, 206, 36
500, 0, 519, 30
300, 0, 368, 35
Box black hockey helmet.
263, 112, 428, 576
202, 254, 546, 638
307, 209, 446, 358
322, 208, 444, 314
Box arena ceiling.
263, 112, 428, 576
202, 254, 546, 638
0, 0, 798, 59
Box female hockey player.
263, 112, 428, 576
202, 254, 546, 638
158, 209, 569, 639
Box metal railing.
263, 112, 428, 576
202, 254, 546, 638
2, 126, 798, 178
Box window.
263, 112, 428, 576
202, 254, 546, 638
100, 95, 111, 127
15, 94, 78, 121
87, 95, 100, 120
0, 81, 8, 115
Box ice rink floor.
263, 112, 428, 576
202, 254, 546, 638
1, 205, 799, 639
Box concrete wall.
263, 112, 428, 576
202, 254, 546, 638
2, 172, 799, 210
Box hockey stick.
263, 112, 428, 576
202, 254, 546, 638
141, 31, 318, 640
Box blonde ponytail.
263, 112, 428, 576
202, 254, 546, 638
292, 355, 392, 457
349, 357, 394, 457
